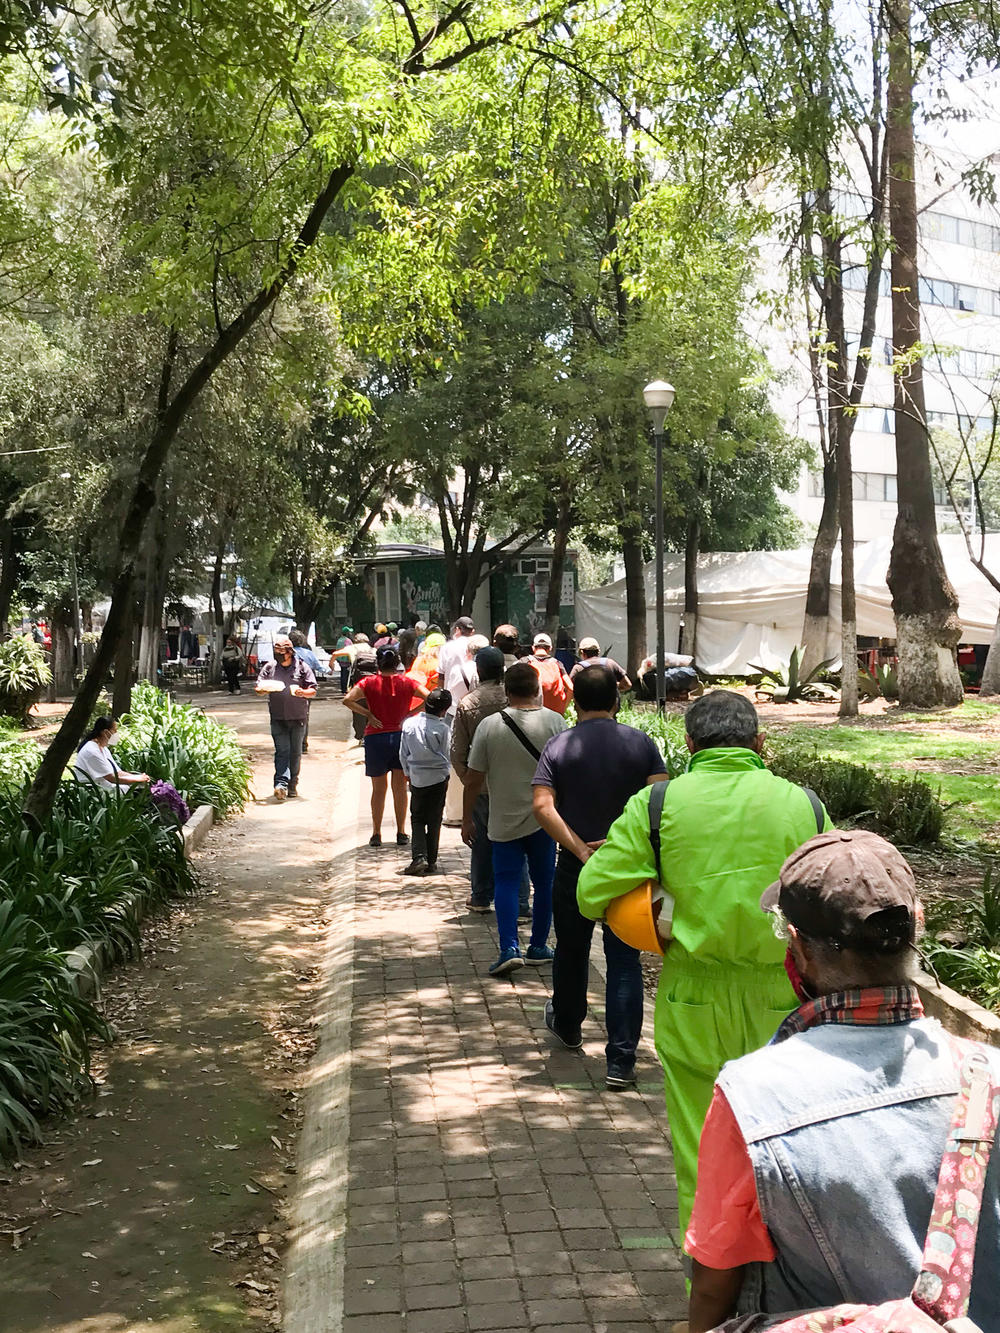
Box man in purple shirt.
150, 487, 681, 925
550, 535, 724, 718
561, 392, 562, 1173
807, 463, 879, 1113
532, 664, 668, 1088
255, 635, 317, 801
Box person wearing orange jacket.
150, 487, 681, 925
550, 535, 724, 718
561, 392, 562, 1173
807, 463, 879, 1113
406, 631, 447, 703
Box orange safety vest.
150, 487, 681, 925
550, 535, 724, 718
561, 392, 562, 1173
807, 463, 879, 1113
531, 655, 571, 715
406, 650, 440, 707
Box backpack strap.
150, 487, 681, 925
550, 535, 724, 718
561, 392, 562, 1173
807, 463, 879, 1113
801, 786, 824, 835
499, 710, 543, 762
912, 1047, 998, 1323
647, 779, 669, 884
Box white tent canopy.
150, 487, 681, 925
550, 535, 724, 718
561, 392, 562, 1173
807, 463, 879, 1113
575, 535, 1000, 675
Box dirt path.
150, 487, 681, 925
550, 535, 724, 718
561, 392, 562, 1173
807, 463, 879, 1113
0, 691, 353, 1332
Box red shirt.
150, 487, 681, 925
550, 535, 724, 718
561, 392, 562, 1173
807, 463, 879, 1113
359, 673, 419, 736
684, 1086, 775, 1269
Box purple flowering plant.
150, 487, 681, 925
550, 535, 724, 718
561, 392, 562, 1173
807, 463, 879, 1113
149, 779, 190, 827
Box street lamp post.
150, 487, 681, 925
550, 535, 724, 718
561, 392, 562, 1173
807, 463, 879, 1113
642, 380, 676, 712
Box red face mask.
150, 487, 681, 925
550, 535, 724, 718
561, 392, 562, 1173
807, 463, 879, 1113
784, 947, 815, 1002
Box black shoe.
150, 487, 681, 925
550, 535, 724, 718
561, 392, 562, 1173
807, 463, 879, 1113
369, 833, 382, 847
605, 1065, 637, 1090
301, 741, 309, 753
423, 862, 437, 875
287, 788, 299, 798
544, 999, 582, 1050
402, 859, 427, 876
396, 832, 409, 846
466, 899, 492, 914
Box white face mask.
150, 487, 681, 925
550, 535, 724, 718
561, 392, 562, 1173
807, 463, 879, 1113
107, 732, 120, 745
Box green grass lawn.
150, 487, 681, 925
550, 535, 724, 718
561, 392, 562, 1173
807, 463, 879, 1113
776, 724, 1000, 841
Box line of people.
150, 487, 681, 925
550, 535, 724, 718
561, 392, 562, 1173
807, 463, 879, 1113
257, 619, 1000, 1329
458, 673, 1000, 1331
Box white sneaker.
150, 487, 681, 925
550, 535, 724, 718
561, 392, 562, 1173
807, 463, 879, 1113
274, 786, 287, 802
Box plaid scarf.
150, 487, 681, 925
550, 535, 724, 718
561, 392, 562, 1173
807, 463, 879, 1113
774, 985, 924, 1045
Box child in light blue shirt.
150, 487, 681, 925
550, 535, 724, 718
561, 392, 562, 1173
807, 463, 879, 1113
399, 689, 452, 875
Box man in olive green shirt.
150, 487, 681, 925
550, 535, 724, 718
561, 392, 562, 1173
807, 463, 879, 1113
577, 691, 830, 1235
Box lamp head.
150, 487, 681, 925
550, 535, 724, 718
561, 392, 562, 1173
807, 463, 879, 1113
643, 379, 675, 435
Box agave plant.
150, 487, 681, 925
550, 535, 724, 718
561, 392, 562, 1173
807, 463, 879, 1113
115, 682, 250, 816
876, 663, 899, 700
0, 636, 52, 725
750, 647, 838, 704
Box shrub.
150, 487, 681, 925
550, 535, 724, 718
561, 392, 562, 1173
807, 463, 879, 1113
769, 743, 945, 846
615, 702, 690, 778
0, 735, 42, 795
116, 682, 250, 816
0, 782, 197, 1155
0, 903, 109, 1156
922, 943, 1000, 1013
0, 636, 51, 725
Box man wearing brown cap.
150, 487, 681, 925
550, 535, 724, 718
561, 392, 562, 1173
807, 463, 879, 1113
570, 638, 631, 693
685, 830, 1000, 1333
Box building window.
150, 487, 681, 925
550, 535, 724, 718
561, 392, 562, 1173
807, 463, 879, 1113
847, 268, 1000, 315
808, 472, 825, 498
851, 471, 899, 502
854, 407, 894, 434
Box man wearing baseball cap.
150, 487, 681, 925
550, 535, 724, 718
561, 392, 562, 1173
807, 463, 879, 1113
685, 830, 1000, 1333
570, 637, 631, 693
530, 632, 573, 715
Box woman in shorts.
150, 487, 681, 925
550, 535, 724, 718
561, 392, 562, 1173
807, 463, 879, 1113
343, 647, 429, 847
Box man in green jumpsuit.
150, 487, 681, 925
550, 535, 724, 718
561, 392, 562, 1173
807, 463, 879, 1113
577, 691, 830, 1236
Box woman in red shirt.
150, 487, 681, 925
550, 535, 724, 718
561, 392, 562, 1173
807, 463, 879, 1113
343, 647, 429, 846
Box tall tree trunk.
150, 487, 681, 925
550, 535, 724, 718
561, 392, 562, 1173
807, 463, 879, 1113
885, 0, 963, 708
980, 614, 1000, 698
112, 602, 136, 718
802, 451, 840, 677
24, 159, 356, 825
0, 518, 17, 637
622, 522, 647, 680
681, 509, 700, 658
50, 606, 74, 699
137, 566, 163, 686
545, 493, 573, 639
209, 546, 225, 686
823, 231, 859, 719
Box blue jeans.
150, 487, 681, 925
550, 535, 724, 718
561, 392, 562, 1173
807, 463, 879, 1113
271, 719, 305, 791
551, 852, 643, 1071
470, 794, 529, 913
491, 829, 555, 954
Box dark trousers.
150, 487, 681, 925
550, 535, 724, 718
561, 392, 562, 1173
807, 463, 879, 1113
551, 852, 644, 1071
340, 661, 350, 692
410, 779, 448, 865
271, 719, 305, 791
222, 661, 241, 693
469, 793, 529, 913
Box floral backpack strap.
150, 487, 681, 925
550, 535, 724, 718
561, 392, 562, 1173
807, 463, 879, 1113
911, 1045, 998, 1324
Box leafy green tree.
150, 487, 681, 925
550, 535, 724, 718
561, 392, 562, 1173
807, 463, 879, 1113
15, 0, 643, 820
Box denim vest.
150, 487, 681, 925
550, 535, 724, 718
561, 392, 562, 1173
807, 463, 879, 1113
718, 1018, 1000, 1333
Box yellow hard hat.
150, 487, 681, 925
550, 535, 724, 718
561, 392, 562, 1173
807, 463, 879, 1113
605, 880, 673, 955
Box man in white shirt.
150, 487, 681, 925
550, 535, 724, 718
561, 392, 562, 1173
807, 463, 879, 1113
439, 616, 477, 824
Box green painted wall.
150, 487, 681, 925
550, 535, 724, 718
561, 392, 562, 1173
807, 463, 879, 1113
320, 554, 577, 643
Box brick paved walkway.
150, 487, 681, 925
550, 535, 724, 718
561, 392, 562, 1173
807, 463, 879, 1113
342, 818, 687, 1333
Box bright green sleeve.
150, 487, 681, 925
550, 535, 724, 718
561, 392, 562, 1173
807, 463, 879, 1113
576, 786, 657, 921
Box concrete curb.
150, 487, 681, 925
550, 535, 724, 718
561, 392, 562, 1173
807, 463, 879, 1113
284, 750, 362, 1333
917, 969, 1000, 1047
65, 803, 215, 1000
182, 803, 214, 855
